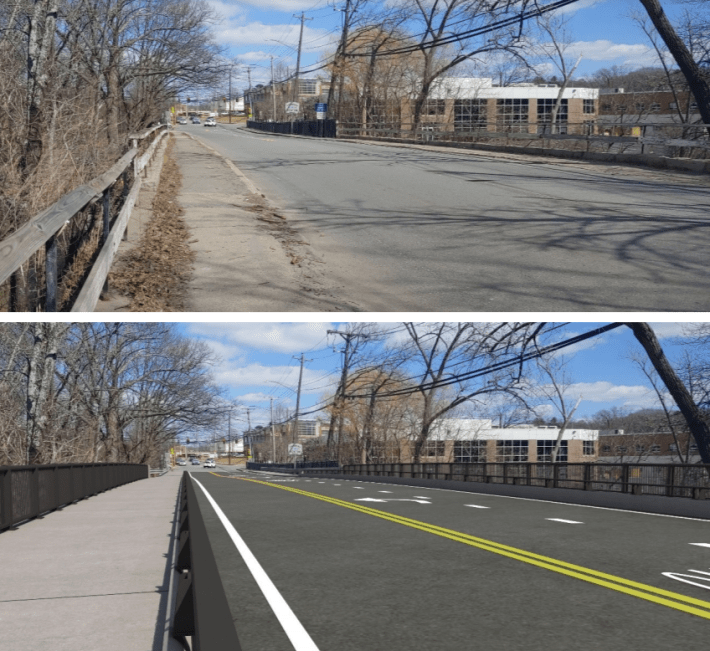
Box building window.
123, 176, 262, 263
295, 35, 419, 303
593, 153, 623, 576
690, 444, 699, 453
454, 440, 486, 463
669, 443, 678, 452
423, 441, 446, 457
583, 99, 595, 114
425, 99, 446, 116
583, 441, 595, 456
635, 102, 645, 111
299, 79, 318, 95
635, 444, 645, 454
537, 98, 568, 134
601, 103, 612, 111
454, 99, 487, 132
496, 440, 528, 462
602, 445, 611, 453
297, 421, 317, 436
369, 443, 400, 463
649, 445, 661, 453
650, 103, 661, 112
669, 102, 678, 110
496, 98, 529, 133
616, 446, 627, 453
690, 102, 698, 110
537, 440, 568, 462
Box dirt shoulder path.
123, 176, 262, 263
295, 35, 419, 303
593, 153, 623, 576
173, 132, 362, 311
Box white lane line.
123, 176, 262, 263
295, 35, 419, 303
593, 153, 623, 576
353, 487, 364, 489
413, 496, 430, 500
378, 491, 393, 493
333, 484, 341, 486
690, 543, 710, 548
546, 518, 584, 524
191, 477, 320, 651
464, 505, 490, 509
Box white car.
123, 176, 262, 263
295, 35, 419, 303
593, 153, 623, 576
204, 118, 216, 127
204, 459, 216, 468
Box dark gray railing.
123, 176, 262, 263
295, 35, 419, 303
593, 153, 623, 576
0, 462, 149, 531
248, 119, 336, 138
173, 472, 241, 650
247, 460, 339, 472
336, 462, 710, 499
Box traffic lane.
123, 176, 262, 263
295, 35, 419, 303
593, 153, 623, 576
193, 473, 709, 651
190, 127, 710, 311
290, 476, 710, 599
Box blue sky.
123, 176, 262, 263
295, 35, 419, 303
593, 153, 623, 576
175, 320, 704, 433
206, 0, 694, 91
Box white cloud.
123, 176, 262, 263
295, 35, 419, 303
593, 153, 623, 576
235, 392, 281, 404
566, 39, 660, 68
188, 322, 333, 353
239, 50, 278, 62
214, 362, 329, 395
215, 21, 331, 49
557, 0, 607, 15
566, 381, 661, 410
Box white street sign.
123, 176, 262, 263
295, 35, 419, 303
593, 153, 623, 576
288, 443, 303, 456
285, 102, 299, 114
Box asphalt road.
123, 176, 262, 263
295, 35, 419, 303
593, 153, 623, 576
178, 123, 710, 312
189, 469, 710, 651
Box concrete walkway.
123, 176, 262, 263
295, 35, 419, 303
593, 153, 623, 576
0, 470, 184, 651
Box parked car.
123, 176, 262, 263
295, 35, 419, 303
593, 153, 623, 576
204, 458, 216, 468
191, 458, 200, 465
191, 117, 200, 124
204, 118, 216, 127
176, 458, 187, 466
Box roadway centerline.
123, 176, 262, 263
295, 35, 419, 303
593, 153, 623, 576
224, 475, 710, 622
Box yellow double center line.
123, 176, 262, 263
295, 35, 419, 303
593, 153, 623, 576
224, 475, 710, 621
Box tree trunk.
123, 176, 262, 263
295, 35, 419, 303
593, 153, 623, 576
638, 0, 710, 135
626, 322, 710, 464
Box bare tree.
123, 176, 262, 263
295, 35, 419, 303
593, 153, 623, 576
625, 322, 710, 464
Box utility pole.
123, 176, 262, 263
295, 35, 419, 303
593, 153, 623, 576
326, 0, 352, 122
246, 66, 253, 119
228, 66, 232, 124
325, 329, 369, 461
270, 397, 276, 463
292, 353, 313, 470
270, 55, 277, 121
292, 12, 313, 105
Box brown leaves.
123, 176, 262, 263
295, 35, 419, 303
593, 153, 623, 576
110, 136, 195, 311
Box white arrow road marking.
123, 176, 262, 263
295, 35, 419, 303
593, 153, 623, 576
546, 518, 584, 524
465, 505, 490, 509
690, 543, 710, 548
355, 498, 431, 504
662, 569, 710, 590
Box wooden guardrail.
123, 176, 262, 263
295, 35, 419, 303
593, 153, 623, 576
0, 124, 169, 312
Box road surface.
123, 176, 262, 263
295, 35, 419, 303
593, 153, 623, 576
177, 122, 710, 312
189, 469, 710, 651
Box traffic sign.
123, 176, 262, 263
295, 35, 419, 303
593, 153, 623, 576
285, 102, 299, 114
288, 443, 303, 456
315, 103, 327, 120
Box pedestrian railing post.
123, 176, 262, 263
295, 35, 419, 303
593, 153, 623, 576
45, 234, 58, 312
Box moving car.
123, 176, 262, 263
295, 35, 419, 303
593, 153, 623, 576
204, 118, 216, 127
204, 458, 216, 468
176, 458, 186, 466
191, 117, 200, 124
191, 458, 200, 465
176, 117, 187, 125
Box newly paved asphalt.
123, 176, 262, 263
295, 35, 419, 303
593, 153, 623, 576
178, 123, 710, 312
192, 469, 710, 651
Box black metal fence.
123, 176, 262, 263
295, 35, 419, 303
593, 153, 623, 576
0, 463, 149, 531
247, 460, 340, 472
247, 119, 336, 138
336, 462, 710, 499
173, 472, 241, 650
